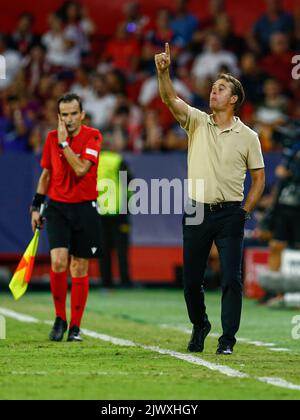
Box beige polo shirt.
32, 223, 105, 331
181, 106, 265, 203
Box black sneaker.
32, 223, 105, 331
187, 321, 211, 353
67, 325, 83, 342
216, 344, 234, 355
49, 317, 68, 342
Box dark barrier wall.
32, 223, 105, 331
0, 152, 281, 254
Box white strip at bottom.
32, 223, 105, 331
269, 348, 290, 352
0, 307, 299, 393
258, 377, 300, 391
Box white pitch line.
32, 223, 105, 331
0, 307, 246, 379
10, 370, 131, 377
160, 324, 288, 352
81, 329, 247, 378
1, 307, 299, 392
258, 377, 300, 391
269, 348, 290, 352
0, 308, 39, 324
143, 345, 248, 378
81, 328, 136, 348
237, 338, 275, 347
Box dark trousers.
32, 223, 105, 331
183, 204, 245, 347
99, 215, 131, 287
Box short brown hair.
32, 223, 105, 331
216, 73, 245, 111
57, 92, 83, 113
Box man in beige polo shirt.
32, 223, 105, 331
155, 43, 265, 355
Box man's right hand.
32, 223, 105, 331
57, 114, 68, 144
31, 211, 43, 233
155, 43, 171, 73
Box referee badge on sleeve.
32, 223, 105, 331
86, 148, 98, 158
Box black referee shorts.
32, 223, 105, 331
273, 204, 300, 248
45, 200, 102, 258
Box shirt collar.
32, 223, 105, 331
208, 115, 242, 133
67, 125, 83, 142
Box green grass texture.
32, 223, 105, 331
0, 289, 300, 400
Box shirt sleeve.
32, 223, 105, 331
81, 130, 102, 164
40, 133, 52, 169
247, 135, 265, 169
180, 105, 207, 134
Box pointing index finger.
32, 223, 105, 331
165, 42, 170, 57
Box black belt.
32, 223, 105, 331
191, 200, 241, 212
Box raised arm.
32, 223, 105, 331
58, 115, 93, 177
155, 43, 189, 127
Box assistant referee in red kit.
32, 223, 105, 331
31, 93, 102, 342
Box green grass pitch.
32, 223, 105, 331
0, 289, 300, 400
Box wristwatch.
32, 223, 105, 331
59, 141, 69, 150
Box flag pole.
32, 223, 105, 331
9, 203, 46, 300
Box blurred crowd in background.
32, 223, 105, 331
0, 0, 299, 155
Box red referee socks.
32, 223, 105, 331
50, 269, 68, 321
70, 276, 89, 328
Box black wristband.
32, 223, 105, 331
31, 193, 46, 212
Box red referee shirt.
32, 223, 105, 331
41, 125, 102, 203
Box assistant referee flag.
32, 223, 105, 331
9, 229, 40, 300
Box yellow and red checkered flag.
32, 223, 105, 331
9, 228, 41, 300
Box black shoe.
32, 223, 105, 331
216, 344, 234, 355
49, 317, 68, 342
67, 325, 83, 342
187, 321, 211, 353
